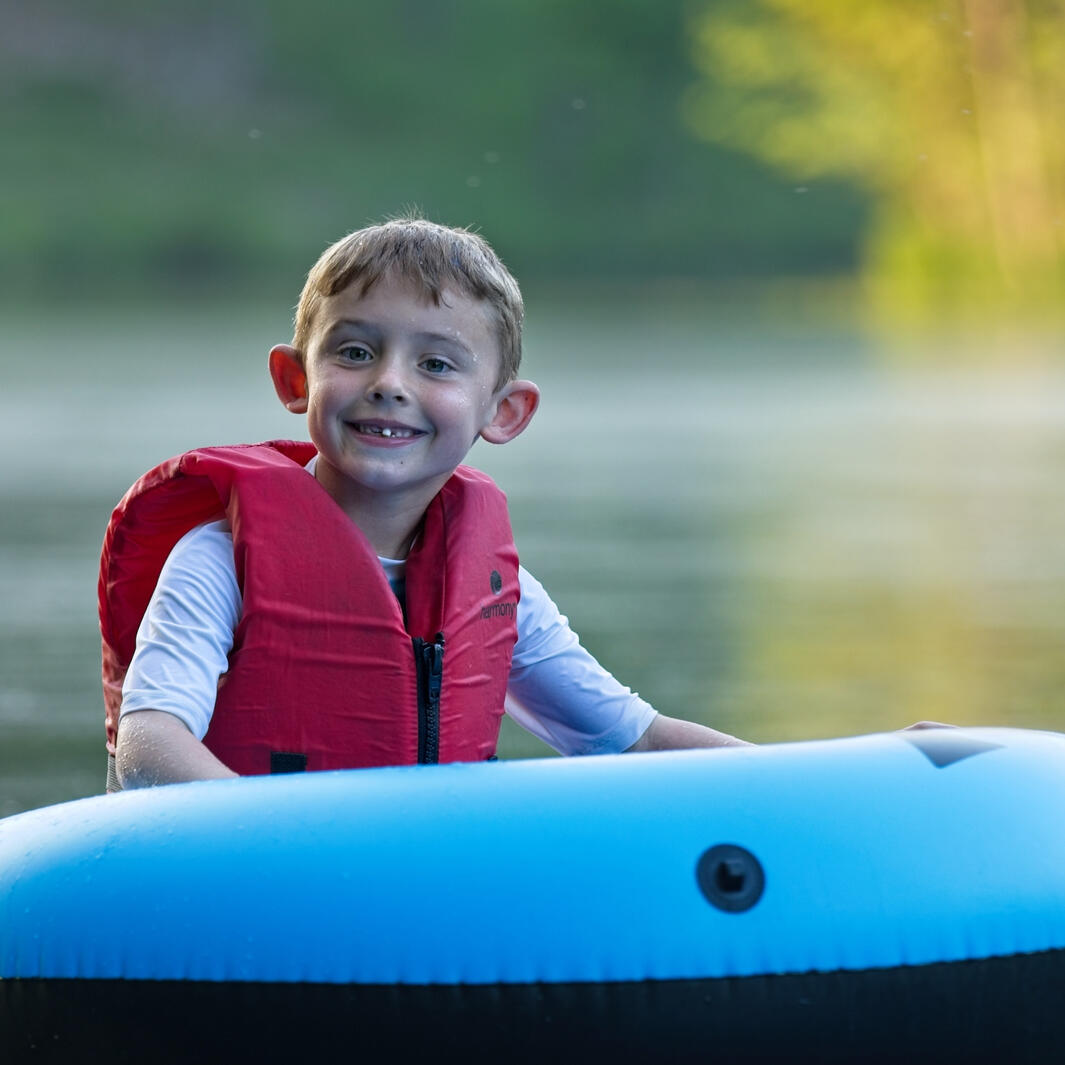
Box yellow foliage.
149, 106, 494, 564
685, 0, 1065, 319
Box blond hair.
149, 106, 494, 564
293, 217, 523, 389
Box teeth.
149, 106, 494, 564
362, 425, 414, 438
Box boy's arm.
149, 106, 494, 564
625, 713, 754, 752
625, 716, 951, 752
117, 521, 241, 788
507, 568, 754, 753
116, 710, 238, 788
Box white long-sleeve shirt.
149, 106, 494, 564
121, 520, 657, 757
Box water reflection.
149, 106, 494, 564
2, 294, 1063, 813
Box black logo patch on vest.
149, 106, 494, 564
490, 569, 503, 595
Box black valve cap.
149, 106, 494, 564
696, 844, 765, 913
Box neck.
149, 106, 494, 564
314, 462, 447, 559
360, 512, 422, 561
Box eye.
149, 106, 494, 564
338, 343, 372, 363
421, 356, 453, 375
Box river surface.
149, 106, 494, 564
2, 290, 1064, 814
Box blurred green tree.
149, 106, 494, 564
684, 0, 1065, 319
0, 0, 867, 298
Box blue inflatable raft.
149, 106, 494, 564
2, 727, 1064, 1062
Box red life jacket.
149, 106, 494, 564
99, 441, 520, 775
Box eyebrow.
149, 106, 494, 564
322, 319, 383, 346
322, 319, 473, 356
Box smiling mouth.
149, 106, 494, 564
349, 422, 424, 439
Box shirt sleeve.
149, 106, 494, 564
506, 567, 658, 755
119, 520, 240, 740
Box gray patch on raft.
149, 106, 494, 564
903, 731, 1005, 768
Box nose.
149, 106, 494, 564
365, 357, 408, 403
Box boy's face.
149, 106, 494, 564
276, 273, 532, 515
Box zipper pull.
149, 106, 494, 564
427, 632, 444, 706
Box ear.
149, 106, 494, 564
480, 379, 540, 445
269, 344, 308, 413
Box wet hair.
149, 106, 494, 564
292, 216, 523, 389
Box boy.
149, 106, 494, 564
100, 217, 750, 791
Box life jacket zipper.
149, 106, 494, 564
413, 632, 444, 764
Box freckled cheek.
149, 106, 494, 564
308, 381, 349, 418
429, 395, 476, 427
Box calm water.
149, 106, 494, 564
3, 292, 1065, 815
